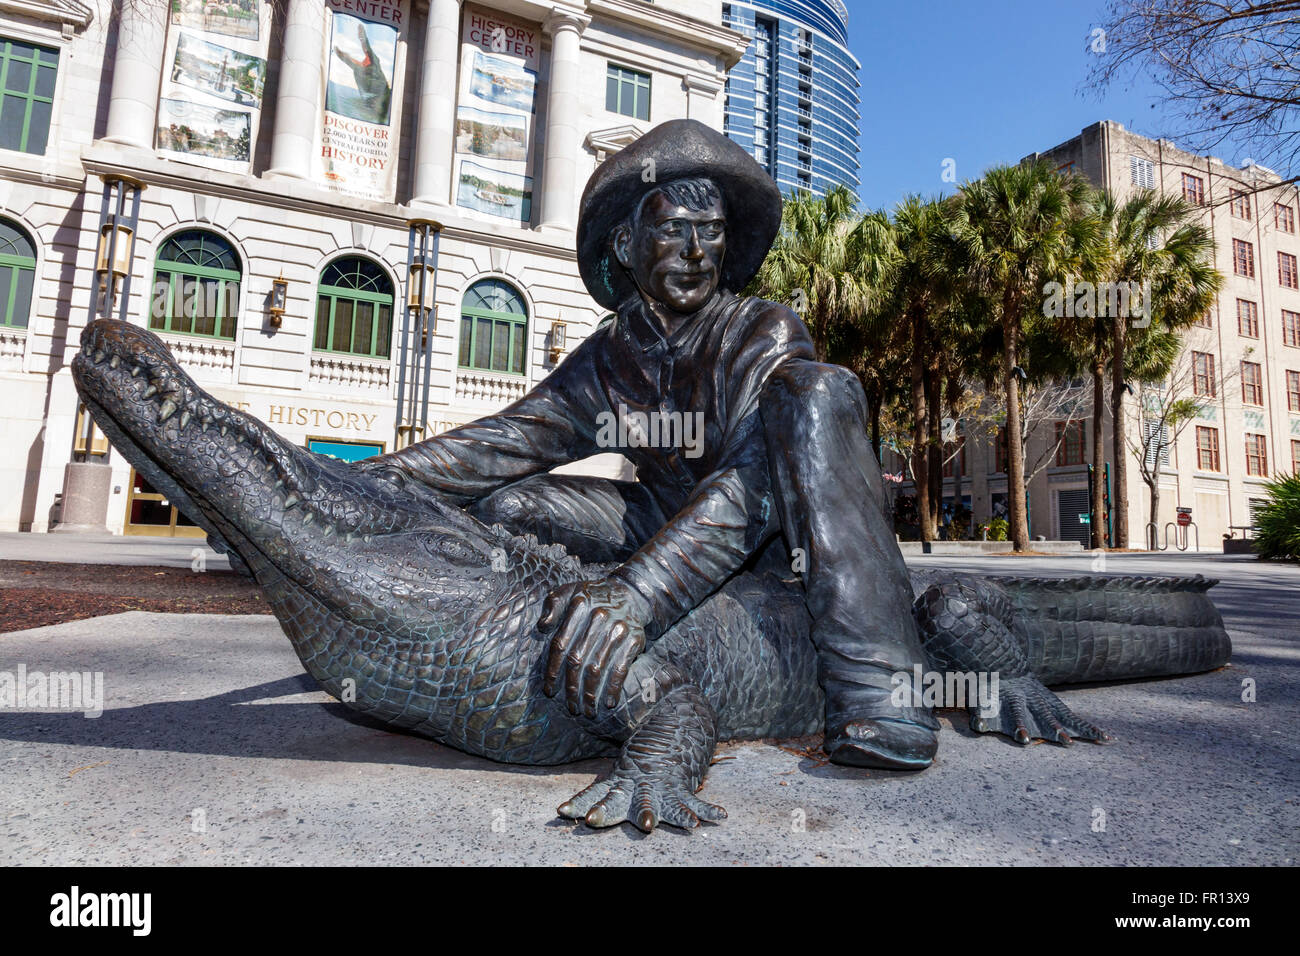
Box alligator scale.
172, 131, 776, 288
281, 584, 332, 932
72, 319, 1232, 833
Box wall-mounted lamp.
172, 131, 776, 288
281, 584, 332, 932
95, 222, 134, 279
269, 274, 289, 328
549, 319, 567, 363
408, 255, 438, 315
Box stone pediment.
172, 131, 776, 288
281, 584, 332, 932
584, 125, 646, 164
0, 0, 94, 30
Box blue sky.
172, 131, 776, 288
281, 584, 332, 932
845, 0, 1214, 209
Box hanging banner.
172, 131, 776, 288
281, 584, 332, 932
316, 0, 408, 202
453, 5, 539, 223
156, 1, 272, 172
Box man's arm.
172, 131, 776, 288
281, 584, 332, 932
361, 336, 603, 504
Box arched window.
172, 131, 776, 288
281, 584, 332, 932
150, 229, 241, 339
458, 279, 527, 375
313, 256, 394, 358
0, 217, 36, 328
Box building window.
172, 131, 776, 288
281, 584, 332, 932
1229, 188, 1252, 220
606, 64, 650, 121
1055, 419, 1086, 466
1280, 251, 1298, 289
1233, 238, 1255, 277
1181, 173, 1204, 205
1056, 161, 1076, 176
1275, 202, 1296, 234
1245, 433, 1268, 476
1286, 369, 1300, 412
993, 425, 1008, 474
1192, 350, 1217, 397
1129, 155, 1155, 189
1293, 439, 1300, 475
1286, 309, 1300, 347
313, 256, 394, 358
1242, 360, 1264, 405
1194, 310, 1213, 329
0, 38, 58, 155
0, 216, 35, 328
1237, 298, 1259, 337
1196, 426, 1220, 472
150, 229, 241, 340
458, 278, 527, 375
1143, 418, 1171, 469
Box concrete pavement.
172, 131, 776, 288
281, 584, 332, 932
0, 532, 231, 571
0, 552, 1295, 865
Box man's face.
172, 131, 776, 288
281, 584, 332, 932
614, 187, 726, 315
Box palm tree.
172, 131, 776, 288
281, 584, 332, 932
1091, 190, 1221, 547
752, 185, 894, 362
954, 161, 1094, 551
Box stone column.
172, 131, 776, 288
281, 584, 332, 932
683, 75, 722, 126
410, 0, 465, 208
102, 1, 169, 148
538, 9, 589, 233
267, 0, 326, 180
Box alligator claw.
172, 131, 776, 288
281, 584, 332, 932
969, 674, 1112, 746
559, 774, 726, 833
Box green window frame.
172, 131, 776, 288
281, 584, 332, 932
150, 229, 242, 340
313, 257, 394, 359
458, 278, 528, 376
0, 38, 59, 155
605, 64, 650, 121
0, 216, 36, 328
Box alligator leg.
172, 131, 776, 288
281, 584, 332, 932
557, 684, 726, 832
913, 577, 1112, 745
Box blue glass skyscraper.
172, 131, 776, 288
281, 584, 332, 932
721, 0, 861, 196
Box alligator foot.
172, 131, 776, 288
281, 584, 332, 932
557, 685, 725, 832
970, 674, 1113, 745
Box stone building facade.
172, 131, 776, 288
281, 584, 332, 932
0, 0, 746, 534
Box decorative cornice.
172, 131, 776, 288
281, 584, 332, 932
0, 0, 93, 29
587, 0, 749, 69
583, 123, 645, 161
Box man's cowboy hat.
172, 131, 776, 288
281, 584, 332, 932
576, 118, 783, 311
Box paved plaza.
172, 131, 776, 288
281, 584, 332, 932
0, 549, 1295, 865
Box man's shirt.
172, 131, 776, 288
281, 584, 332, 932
382, 289, 816, 631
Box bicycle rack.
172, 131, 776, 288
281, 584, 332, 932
1147, 521, 1198, 552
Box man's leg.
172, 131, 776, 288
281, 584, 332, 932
760, 360, 939, 770
471, 473, 666, 564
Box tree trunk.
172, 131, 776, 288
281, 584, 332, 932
1148, 481, 1160, 550
1001, 301, 1030, 551
1090, 359, 1107, 550
868, 385, 882, 463
910, 313, 933, 541
926, 368, 943, 534
1111, 316, 1129, 548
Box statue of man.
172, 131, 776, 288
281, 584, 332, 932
372, 120, 938, 769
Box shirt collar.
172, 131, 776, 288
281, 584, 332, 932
615, 289, 734, 356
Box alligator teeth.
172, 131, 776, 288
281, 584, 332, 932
301, 512, 313, 526
93, 349, 105, 364
130, 366, 142, 378
179, 410, 191, 429
220, 425, 227, 436
284, 494, 300, 509
158, 399, 178, 422
81, 343, 92, 358
142, 385, 157, 398
109, 354, 120, 369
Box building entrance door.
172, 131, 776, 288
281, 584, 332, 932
122, 468, 205, 537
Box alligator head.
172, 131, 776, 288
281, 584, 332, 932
71, 319, 570, 641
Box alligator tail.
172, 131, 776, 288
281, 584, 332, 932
988, 574, 1232, 685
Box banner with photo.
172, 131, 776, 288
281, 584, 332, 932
156, 0, 271, 172
316, 0, 408, 202
454, 5, 539, 223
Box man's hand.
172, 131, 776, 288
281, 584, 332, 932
538, 576, 651, 718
